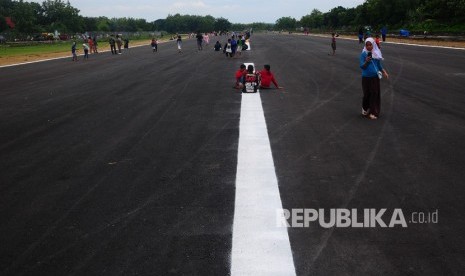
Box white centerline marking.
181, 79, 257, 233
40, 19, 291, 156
231, 63, 295, 276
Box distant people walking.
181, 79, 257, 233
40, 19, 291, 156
259, 64, 282, 89
196, 31, 203, 50
224, 39, 233, 58
381, 26, 387, 42
88, 37, 94, 54
151, 38, 158, 52
359, 37, 389, 120
358, 26, 364, 44
231, 36, 237, 57
109, 35, 117, 55
71, 41, 78, 61
176, 35, 182, 53
92, 36, 98, 53
203, 33, 210, 45
124, 38, 129, 50
329, 33, 337, 56
236, 35, 243, 56
116, 35, 122, 54
82, 43, 89, 59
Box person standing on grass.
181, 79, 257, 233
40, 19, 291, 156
359, 38, 389, 120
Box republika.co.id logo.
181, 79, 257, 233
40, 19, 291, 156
277, 208, 439, 228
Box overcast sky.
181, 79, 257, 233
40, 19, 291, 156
27, 0, 366, 23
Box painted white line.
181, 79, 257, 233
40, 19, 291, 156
231, 63, 295, 276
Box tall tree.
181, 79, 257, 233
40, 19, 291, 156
11, 0, 42, 34
41, 0, 83, 32
275, 16, 296, 30
214, 17, 232, 32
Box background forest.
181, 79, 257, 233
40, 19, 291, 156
1, 0, 464, 39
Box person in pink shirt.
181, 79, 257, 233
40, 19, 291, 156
203, 33, 210, 46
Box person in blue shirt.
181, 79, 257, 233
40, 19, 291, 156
230, 36, 237, 57
381, 26, 387, 42
360, 37, 389, 119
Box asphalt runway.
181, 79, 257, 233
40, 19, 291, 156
1, 33, 465, 275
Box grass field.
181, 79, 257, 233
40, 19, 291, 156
0, 36, 175, 66
0, 41, 75, 57
0, 37, 160, 58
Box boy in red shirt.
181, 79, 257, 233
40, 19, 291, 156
234, 64, 246, 89
259, 64, 282, 89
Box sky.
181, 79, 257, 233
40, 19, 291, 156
26, 0, 366, 23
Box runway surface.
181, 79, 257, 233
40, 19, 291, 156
1, 33, 465, 275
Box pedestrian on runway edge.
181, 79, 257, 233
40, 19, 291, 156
177, 35, 182, 53
359, 37, 389, 120
82, 43, 89, 59
329, 33, 337, 56
151, 38, 158, 52
71, 41, 78, 61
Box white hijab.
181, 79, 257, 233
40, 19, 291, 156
362, 37, 383, 60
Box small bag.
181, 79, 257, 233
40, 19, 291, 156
372, 60, 383, 79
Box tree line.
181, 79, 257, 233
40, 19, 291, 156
1, 0, 464, 38
276, 0, 465, 33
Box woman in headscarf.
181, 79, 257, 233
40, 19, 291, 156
359, 37, 389, 119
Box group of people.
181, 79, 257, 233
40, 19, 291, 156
234, 63, 283, 93
173, 32, 250, 56
72, 30, 388, 120
71, 34, 131, 61
108, 34, 129, 55
71, 36, 99, 61
222, 35, 248, 58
